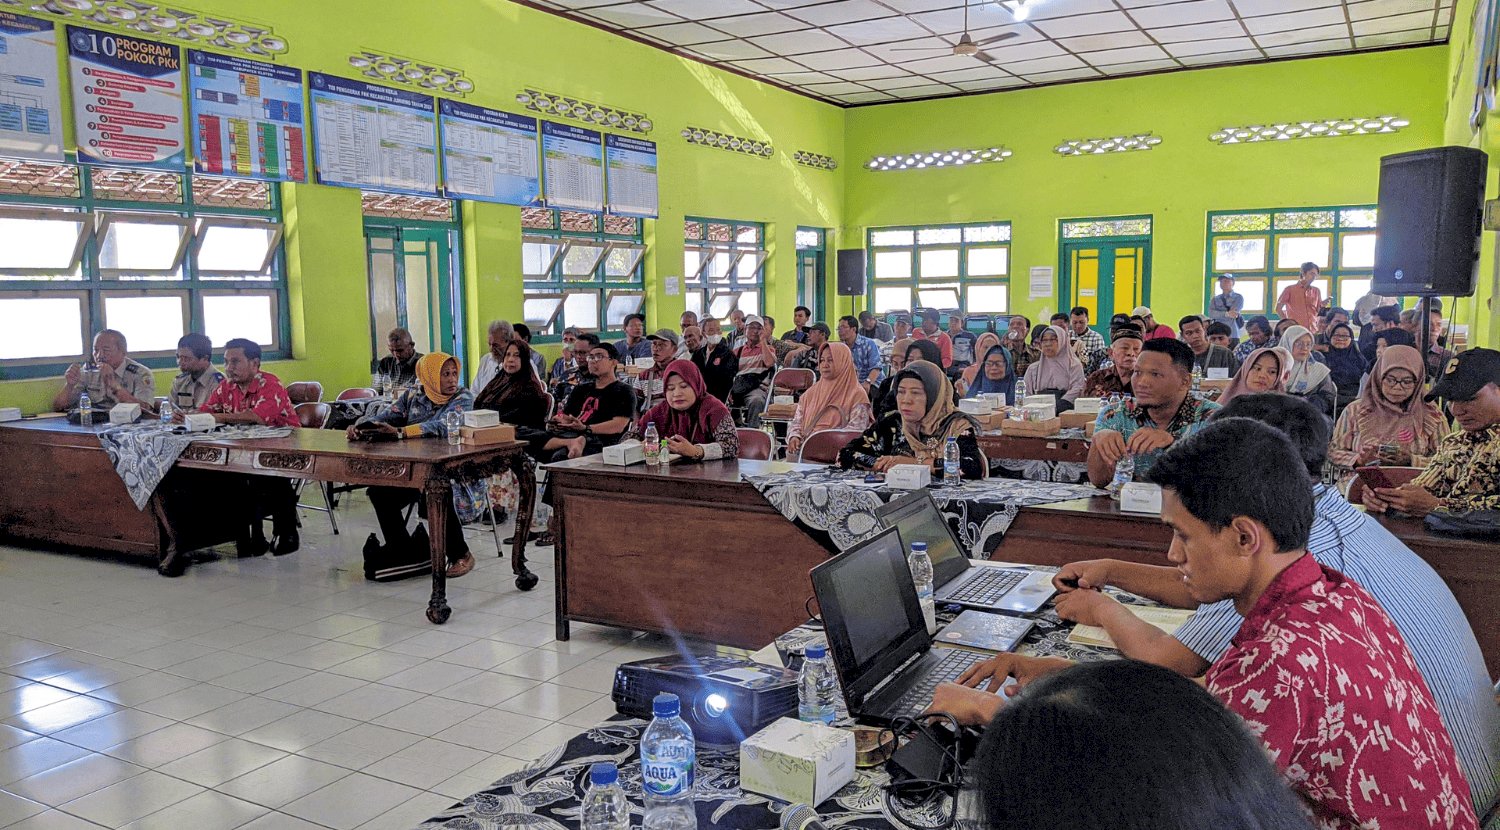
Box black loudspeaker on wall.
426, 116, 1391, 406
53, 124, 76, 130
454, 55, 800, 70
836, 249, 867, 296
1373, 146, 1487, 297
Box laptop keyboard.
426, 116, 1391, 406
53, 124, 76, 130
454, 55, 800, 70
946, 568, 1026, 605
887, 649, 981, 721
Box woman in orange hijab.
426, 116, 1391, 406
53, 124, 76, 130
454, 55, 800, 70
787, 342, 874, 460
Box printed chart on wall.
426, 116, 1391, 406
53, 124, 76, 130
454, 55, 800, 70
540, 120, 602, 212
0, 12, 64, 161
438, 100, 539, 205
309, 71, 436, 195
67, 25, 185, 169
605, 134, 657, 218
187, 50, 306, 182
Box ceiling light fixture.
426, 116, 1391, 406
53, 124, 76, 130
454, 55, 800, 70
1054, 133, 1161, 156
518, 88, 652, 134
1005, 0, 1045, 23
1208, 115, 1409, 145
864, 146, 1012, 171
681, 126, 773, 158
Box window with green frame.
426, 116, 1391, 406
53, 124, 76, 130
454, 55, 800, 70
684, 217, 764, 321
1205, 206, 1378, 317
520, 207, 645, 339
0, 160, 288, 379
866, 222, 1012, 316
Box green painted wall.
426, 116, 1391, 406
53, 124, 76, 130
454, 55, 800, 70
1442, 0, 1500, 348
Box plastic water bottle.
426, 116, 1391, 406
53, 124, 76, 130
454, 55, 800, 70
1010, 378, 1027, 420
1108, 454, 1135, 500
797, 643, 837, 725
908, 542, 936, 635
444, 409, 462, 446
641, 693, 696, 830
643, 422, 660, 465
159, 397, 173, 424
943, 437, 961, 486
1191, 363, 1203, 393
582, 763, 630, 830
78, 390, 92, 426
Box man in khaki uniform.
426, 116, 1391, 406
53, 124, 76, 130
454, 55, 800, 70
169, 333, 223, 411
54, 329, 155, 412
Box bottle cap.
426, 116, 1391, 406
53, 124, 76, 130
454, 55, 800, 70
804, 643, 826, 659
911, 541, 927, 552
589, 762, 618, 786
652, 692, 680, 717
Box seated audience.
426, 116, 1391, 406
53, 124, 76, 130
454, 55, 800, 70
1177, 315, 1237, 375
1321, 321, 1366, 412
1359, 304, 1404, 362
1232, 315, 1274, 363
377, 327, 422, 388
786, 343, 874, 459
838, 314, 885, 390
55, 329, 155, 412
839, 360, 986, 480
788, 322, 829, 372
934, 418, 1481, 830
473, 320, 511, 393
168, 333, 222, 411
1279, 325, 1336, 417
786, 305, 811, 344
1001, 314, 1038, 377
891, 313, 912, 343
1023, 325, 1085, 410
679, 310, 698, 332
1364, 348, 1500, 516
1218, 346, 1288, 406
1068, 307, 1106, 373
913, 309, 953, 367
858, 310, 893, 342
683, 324, 736, 402
351, 352, 477, 579
547, 326, 581, 390
946, 313, 977, 373
629, 329, 679, 414
614, 313, 651, 362
1203, 320, 1234, 351
552, 332, 595, 405
512, 323, 546, 378
474, 339, 551, 446
971, 660, 1312, 830
1272, 316, 1297, 341
1312, 306, 1350, 352
730, 316, 776, 424
1329, 344, 1445, 488
955, 332, 1003, 398
1132, 305, 1175, 340
1088, 339, 1217, 487
871, 337, 913, 422
726, 309, 747, 351
1082, 330, 1140, 398
629, 360, 737, 461
538, 342, 634, 460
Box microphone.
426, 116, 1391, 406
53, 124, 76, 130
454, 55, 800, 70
779, 804, 827, 830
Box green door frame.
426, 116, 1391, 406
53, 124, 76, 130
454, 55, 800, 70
363, 221, 464, 375
796, 227, 827, 322
1058, 226, 1153, 335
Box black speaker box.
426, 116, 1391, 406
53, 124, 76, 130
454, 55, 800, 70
1373, 146, 1487, 297
836, 249, 866, 296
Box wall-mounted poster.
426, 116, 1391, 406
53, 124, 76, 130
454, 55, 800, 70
0, 12, 64, 162
605, 133, 657, 218
67, 25, 185, 170
540, 120, 602, 212
309, 71, 436, 196
439, 100, 540, 206
188, 50, 306, 182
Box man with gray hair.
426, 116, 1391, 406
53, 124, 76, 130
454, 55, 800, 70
377, 327, 421, 388
55, 329, 155, 412
473, 319, 513, 392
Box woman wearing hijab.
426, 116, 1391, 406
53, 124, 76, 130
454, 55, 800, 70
1023, 325, 1086, 411
629, 360, 738, 461
1321, 321, 1366, 415
1328, 345, 1446, 490
475, 340, 551, 527
871, 337, 912, 423
840, 360, 987, 481
1280, 325, 1336, 417
961, 339, 1016, 405
1218, 347, 1289, 406
787, 343, 874, 459
956, 332, 1003, 397
350, 352, 480, 579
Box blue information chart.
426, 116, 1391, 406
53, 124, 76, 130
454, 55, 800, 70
67, 25, 185, 170
439, 100, 539, 206
0, 11, 63, 161
540, 120, 603, 213
309, 71, 436, 196
188, 51, 305, 182
604, 134, 657, 218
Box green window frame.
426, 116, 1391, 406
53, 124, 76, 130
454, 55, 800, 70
0, 160, 289, 380
684, 216, 764, 322
521, 207, 646, 341
1205, 206, 1378, 318
865, 221, 1012, 318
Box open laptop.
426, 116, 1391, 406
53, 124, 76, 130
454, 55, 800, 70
810, 527, 984, 725
876, 491, 1055, 615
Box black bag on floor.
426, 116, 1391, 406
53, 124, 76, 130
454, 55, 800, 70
362, 527, 433, 582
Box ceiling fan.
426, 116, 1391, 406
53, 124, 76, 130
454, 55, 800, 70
892, 1, 1020, 64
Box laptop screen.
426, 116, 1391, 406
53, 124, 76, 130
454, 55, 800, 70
876, 492, 969, 587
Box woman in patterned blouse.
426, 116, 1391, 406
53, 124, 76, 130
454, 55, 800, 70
839, 360, 986, 481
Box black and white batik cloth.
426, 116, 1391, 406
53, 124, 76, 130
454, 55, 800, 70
97, 422, 293, 509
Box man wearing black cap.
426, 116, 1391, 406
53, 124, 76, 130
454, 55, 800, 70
541, 341, 635, 460
790, 322, 830, 374
683, 324, 736, 402
630, 329, 678, 414
858, 310, 893, 343
1364, 348, 1500, 517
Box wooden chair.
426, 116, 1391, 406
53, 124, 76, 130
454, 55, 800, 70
737, 427, 772, 460
798, 428, 862, 464
292, 402, 338, 534
287, 381, 323, 404
337, 387, 377, 401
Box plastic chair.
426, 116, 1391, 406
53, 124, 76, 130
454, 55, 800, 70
337, 387, 377, 401
798, 428, 862, 464
291, 402, 338, 534
287, 381, 323, 404
737, 427, 772, 460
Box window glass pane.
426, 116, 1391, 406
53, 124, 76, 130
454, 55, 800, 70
192, 176, 271, 210
1210, 213, 1271, 232
361, 193, 453, 222
1273, 278, 1331, 309
0, 213, 86, 271
521, 207, 555, 230
561, 243, 606, 280
1274, 235, 1331, 270
604, 246, 644, 279
562, 291, 600, 330
103, 294, 185, 352
873, 285, 911, 313
98, 216, 188, 273
1340, 233, 1376, 269
605, 293, 643, 328
91, 167, 182, 203
522, 240, 562, 278
683, 220, 702, 240
963, 224, 1010, 243
0, 296, 82, 359
795, 229, 821, 249
603, 215, 638, 236
917, 227, 961, 245
196, 222, 277, 273
684, 248, 703, 283
917, 287, 959, 308
1236, 278, 1268, 313
919, 248, 958, 279
559, 211, 598, 233
0, 160, 81, 199
870, 229, 913, 246
706, 223, 732, 243
707, 250, 734, 283
708, 292, 736, 319
735, 224, 760, 244
203, 294, 275, 347
739, 292, 759, 316
734, 250, 762, 284
685, 291, 704, 318
1339, 278, 1373, 310
523, 295, 564, 332
966, 284, 1009, 313
967, 246, 1008, 277
1273, 210, 1334, 230
1213, 237, 1267, 271
1340, 208, 1377, 228
873, 250, 911, 280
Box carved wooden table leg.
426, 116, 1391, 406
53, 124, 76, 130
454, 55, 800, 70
509, 451, 539, 591
425, 477, 452, 624
149, 492, 187, 577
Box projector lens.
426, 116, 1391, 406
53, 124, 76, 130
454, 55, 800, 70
704, 693, 728, 717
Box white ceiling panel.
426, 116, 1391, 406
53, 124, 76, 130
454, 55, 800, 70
523, 0, 1454, 105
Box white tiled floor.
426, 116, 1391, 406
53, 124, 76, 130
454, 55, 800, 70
0, 497, 683, 829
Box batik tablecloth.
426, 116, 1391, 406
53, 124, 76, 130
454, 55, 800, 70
744, 467, 1101, 554
97, 422, 293, 509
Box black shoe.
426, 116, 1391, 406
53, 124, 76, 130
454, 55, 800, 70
237, 528, 269, 558
271, 528, 299, 556
502, 531, 540, 545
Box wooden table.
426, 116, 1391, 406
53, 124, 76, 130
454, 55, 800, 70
547, 456, 833, 649
1001, 494, 1500, 676
977, 431, 1089, 464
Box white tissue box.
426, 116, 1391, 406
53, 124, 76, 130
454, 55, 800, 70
462, 409, 500, 428
1073, 397, 1101, 415
1023, 394, 1054, 408
740, 718, 855, 807
183, 413, 217, 432
0, 407, 20, 422
886, 464, 932, 490
982, 393, 1006, 411
1021, 402, 1055, 422
1119, 482, 1163, 514
602, 440, 645, 466
633, 357, 654, 368
958, 398, 992, 415
109, 403, 141, 424
1206, 367, 1229, 380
